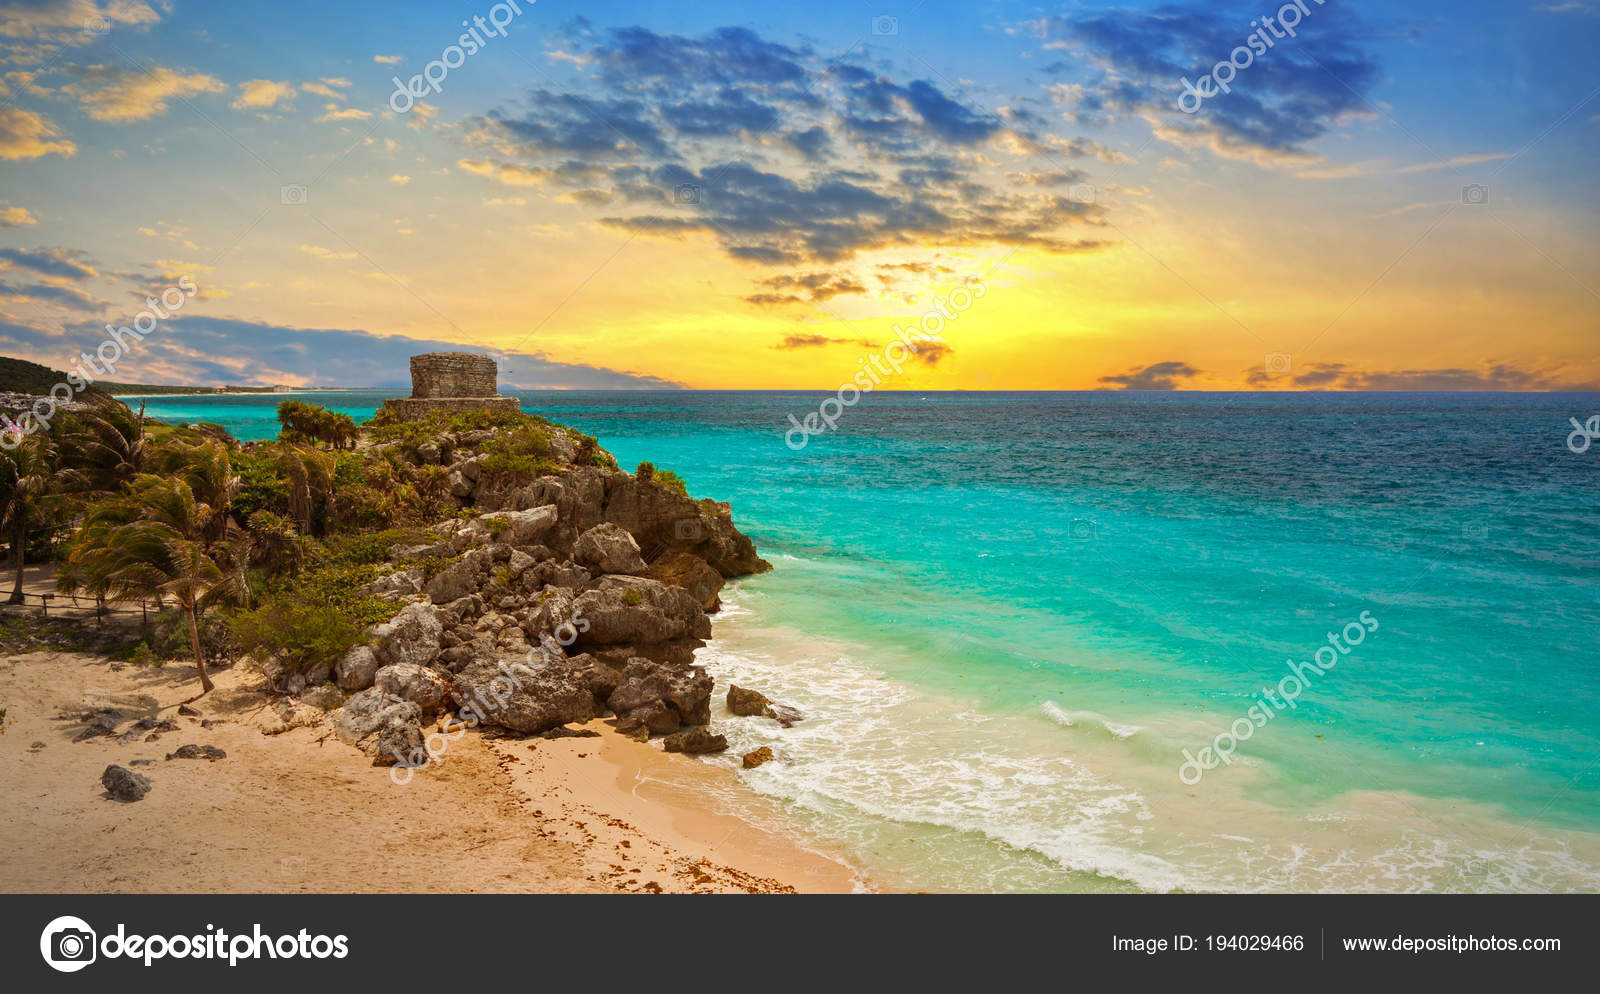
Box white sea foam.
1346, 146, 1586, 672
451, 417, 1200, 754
693, 588, 1600, 893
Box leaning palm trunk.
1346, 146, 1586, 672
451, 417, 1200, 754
7, 523, 24, 604
185, 600, 213, 695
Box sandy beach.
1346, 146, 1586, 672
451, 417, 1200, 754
0, 613, 865, 894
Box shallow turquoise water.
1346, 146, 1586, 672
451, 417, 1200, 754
130, 389, 1600, 891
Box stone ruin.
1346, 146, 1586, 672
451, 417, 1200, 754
381, 352, 521, 420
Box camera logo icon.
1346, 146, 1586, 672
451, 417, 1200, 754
1264, 352, 1292, 375
280, 183, 308, 206
673, 518, 704, 542
1069, 518, 1097, 541
82, 15, 110, 35
1461, 184, 1489, 206
872, 15, 899, 36
1067, 184, 1097, 205
674, 183, 701, 206
40, 915, 97, 972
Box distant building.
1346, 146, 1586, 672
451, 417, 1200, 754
380, 353, 520, 419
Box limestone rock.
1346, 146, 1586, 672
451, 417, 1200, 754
101, 765, 151, 801
374, 662, 449, 715
661, 728, 728, 754
451, 654, 596, 735
335, 645, 381, 692
370, 601, 443, 670
606, 656, 713, 728
742, 747, 774, 769
573, 522, 647, 576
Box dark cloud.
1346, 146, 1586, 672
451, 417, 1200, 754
1099, 360, 1201, 390
749, 271, 867, 304
0, 316, 682, 390
0, 280, 104, 309
909, 340, 954, 365
1246, 361, 1597, 390
772, 333, 880, 350
0, 246, 96, 281
462, 25, 1116, 271
1028, 5, 1380, 163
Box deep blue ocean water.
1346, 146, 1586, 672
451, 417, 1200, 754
127, 389, 1600, 892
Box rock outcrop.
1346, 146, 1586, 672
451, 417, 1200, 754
101, 764, 151, 801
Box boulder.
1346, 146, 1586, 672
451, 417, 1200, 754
572, 576, 711, 648
374, 662, 449, 715
166, 744, 226, 761
362, 567, 424, 601
451, 654, 596, 735
425, 549, 492, 603
647, 551, 725, 611
332, 688, 423, 745
606, 656, 713, 728
573, 522, 647, 576
335, 645, 381, 692
507, 549, 536, 576
101, 765, 151, 801
452, 507, 559, 550
727, 684, 774, 718
371, 602, 444, 670
373, 720, 425, 768
661, 728, 728, 754
742, 747, 774, 769
449, 469, 473, 497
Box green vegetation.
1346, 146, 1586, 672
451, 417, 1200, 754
622, 588, 643, 606
0, 394, 605, 697
636, 461, 689, 497
276, 400, 356, 450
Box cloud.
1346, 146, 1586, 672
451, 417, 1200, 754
298, 244, 357, 261
1028, 6, 1380, 166
0, 105, 75, 159
230, 78, 295, 110
459, 24, 1115, 266
1246, 361, 1597, 390
747, 271, 867, 305
0, 203, 37, 226
0, 1, 161, 45
57, 63, 226, 122
1098, 360, 1200, 390
373, 54, 402, 65
316, 103, 372, 122
0, 246, 96, 280
0, 315, 685, 390
908, 340, 954, 365
0, 279, 102, 309
389, 174, 411, 185
300, 77, 351, 99
771, 333, 882, 350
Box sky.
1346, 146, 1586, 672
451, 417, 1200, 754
0, 0, 1596, 390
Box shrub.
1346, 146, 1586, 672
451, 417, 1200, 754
654, 469, 689, 497
636, 461, 655, 482
622, 588, 643, 606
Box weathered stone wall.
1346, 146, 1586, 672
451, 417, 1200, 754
410, 353, 498, 399
382, 396, 521, 420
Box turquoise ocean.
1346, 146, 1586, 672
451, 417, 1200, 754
125, 389, 1600, 892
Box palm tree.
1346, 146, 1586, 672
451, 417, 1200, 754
149, 440, 239, 546
56, 402, 146, 495
0, 435, 58, 605
276, 446, 335, 534
75, 476, 243, 694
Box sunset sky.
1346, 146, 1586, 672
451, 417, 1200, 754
0, 0, 1596, 390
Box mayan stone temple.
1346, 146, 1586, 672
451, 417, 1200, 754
381, 352, 521, 419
